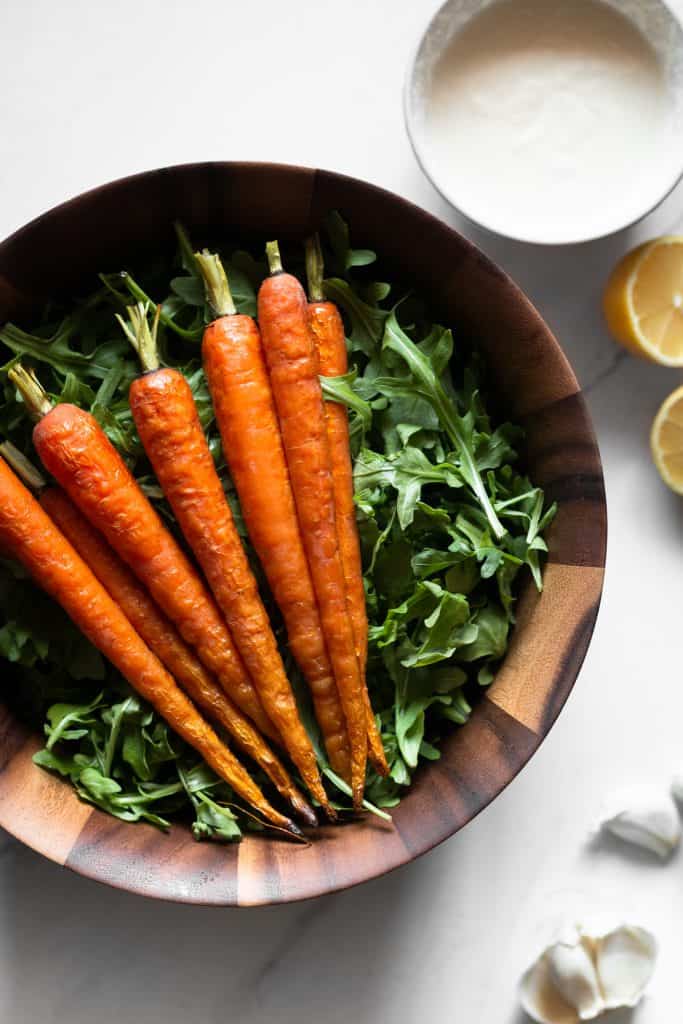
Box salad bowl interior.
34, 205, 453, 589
0, 163, 606, 905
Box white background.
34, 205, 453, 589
1, 1, 683, 1021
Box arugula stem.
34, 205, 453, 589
305, 234, 325, 302
322, 767, 392, 821
173, 221, 197, 273
110, 781, 184, 807
194, 249, 236, 317
113, 273, 202, 342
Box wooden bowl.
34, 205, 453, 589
0, 163, 606, 905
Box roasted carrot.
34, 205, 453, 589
197, 251, 352, 783
0, 440, 316, 828
305, 237, 389, 777
117, 304, 333, 819
0, 450, 301, 836
258, 241, 367, 809
8, 365, 275, 745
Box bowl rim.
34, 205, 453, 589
0, 160, 607, 904
403, 0, 683, 246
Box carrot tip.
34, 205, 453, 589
284, 819, 307, 840
293, 799, 319, 829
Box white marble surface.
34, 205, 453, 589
2, 1, 683, 1020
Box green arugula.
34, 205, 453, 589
0, 214, 555, 839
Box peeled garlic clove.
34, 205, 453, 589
519, 921, 658, 1023
601, 785, 680, 858
519, 926, 603, 1024
520, 955, 580, 1024
595, 925, 657, 1010
546, 936, 604, 1021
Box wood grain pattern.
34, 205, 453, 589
488, 564, 604, 733
0, 162, 607, 905
0, 715, 92, 864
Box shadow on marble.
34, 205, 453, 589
507, 1007, 639, 1024
0, 823, 469, 1024
584, 827, 680, 870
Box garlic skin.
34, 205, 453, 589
519, 922, 657, 1024
595, 926, 657, 1010
600, 785, 680, 859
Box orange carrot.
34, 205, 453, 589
0, 451, 300, 836
117, 303, 333, 818
197, 251, 352, 783
305, 238, 389, 776
9, 365, 275, 744
258, 241, 367, 809
34, 478, 315, 827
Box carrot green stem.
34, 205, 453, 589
305, 234, 325, 302
0, 440, 46, 491
174, 221, 197, 272
116, 302, 161, 373
266, 240, 283, 275
194, 249, 236, 318
8, 364, 53, 420
101, 272, 202, 342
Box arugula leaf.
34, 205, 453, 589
0, 321, 127, 380
323, 278, 388, 356
355, 447, 461, 529
382, 310, 505, 539
320, 370, 373, 435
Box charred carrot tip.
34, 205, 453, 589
292, 798, 319, 829
284, 819, 307, 840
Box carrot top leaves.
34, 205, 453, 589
305, 234, 325, 303
8, 363, 53, 420
116, 301, 161, 373
265, 239, 283, 275
194, 250, 236, 318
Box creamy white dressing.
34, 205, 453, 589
424, 0, 676, 242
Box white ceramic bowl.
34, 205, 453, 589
405, 0, 683, 245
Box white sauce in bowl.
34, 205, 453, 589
421, 0, 679, 243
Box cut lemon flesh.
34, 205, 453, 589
651, 385, 683, 493
603, 236, 683, 366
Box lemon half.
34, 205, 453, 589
603, 236, 683, 366
651, 385, 683, 493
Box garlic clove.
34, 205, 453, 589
600, 785, 681, 858
520, 954, 580, 1024
595, 925, 657, 1010
519, 921, 658, 1024
672, 773, 683, 803
546, 934, 605, 1021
